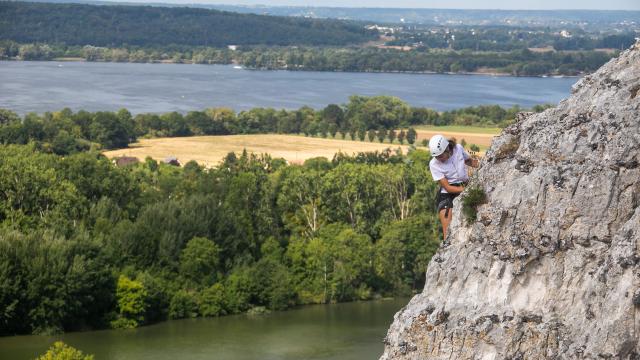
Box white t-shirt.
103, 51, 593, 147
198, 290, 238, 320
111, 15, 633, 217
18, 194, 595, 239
429, 144, 470, 193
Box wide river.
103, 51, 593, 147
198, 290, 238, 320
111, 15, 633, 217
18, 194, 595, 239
1, 298, 408, 360
0, 61, 577, 114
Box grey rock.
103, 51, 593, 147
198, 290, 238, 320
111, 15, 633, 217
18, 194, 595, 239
380, 40, 640, 359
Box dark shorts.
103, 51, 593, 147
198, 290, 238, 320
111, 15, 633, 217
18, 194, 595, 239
435, 183, 464, 212
436, 192, 459, 212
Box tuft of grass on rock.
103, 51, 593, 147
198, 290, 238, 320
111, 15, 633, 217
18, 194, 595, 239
462, 186, 486, 223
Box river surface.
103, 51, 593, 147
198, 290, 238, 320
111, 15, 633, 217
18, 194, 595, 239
0, 61, 577, 115
0, 298, 409, 360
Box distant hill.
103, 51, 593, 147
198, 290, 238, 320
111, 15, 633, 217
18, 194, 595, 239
14, 0, 640, 30
0, 1, 376, 47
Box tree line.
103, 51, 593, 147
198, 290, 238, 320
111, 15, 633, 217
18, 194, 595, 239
0, 2, 375, 48
0, 40, 614, 76
0, 97, 545, 154
0, 142, 441, 335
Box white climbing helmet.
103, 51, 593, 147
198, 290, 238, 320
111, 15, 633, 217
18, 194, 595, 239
429, 135, 449, 157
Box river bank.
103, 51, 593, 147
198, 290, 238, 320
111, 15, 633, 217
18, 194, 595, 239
1, 56, 581, 79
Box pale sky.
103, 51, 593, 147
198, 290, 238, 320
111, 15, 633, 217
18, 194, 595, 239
104, 0, 640, 10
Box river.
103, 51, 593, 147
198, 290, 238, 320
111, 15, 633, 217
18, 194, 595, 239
0, 298, 408, 360
0, 61, 577, 115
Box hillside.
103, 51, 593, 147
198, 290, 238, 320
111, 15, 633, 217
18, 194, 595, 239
382, 40, 640, 358
0, 1, 375, 47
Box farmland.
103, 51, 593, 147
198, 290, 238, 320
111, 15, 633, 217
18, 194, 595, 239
103, 134, 412, 166
103, 127, 500, 166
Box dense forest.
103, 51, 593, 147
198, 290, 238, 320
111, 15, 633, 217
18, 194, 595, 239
0, 141, 440, 335
0, 96, 544, 335
0, 2, 376, 47
0, 96, 544, 154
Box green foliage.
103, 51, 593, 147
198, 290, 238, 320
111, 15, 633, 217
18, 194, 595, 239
462, 186, 487, 222
168, 289, 199, 319
0, 2, 374, 48
406, 127, 417, 145
199, 283, 227, 317
179, 237, 220, 286
374, 215, 440, 294
0, 136, 449, 334
112, 275, 147, 328
36, 341, 94, 360
0, 230, 114, 335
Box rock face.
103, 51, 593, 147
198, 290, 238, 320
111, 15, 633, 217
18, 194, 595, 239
381, 42, 640, 359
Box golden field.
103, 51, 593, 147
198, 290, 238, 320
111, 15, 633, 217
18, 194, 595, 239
103, 127, 500, 167
414, 129, 496, 150
103, 134, 412, 167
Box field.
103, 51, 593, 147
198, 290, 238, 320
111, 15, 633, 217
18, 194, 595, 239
413, 125, 499, 151
103, 134, 411, 167
103, 127, 501, 166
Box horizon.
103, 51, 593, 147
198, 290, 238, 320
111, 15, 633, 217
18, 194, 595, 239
90, 0, 640, 11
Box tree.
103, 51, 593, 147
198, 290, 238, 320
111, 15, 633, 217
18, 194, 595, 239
0, 109, 19, 125
88, 111, 135, 149
180, 237, 220, 286
367, 129, 376, 142
112, 275, 148, 328
406, 127, 417, 145
277, 167, 324, 238
374, 215, 440, 293
470, 144, 480, 152
168, 289, 199, 319
460, 138, 467, 148
398, 129, 406, 144
357, 128, 366, 141
199, 283, 227, 317
377, 129, 387, 143
348, 128, 357, 140
388, 129, 397, 144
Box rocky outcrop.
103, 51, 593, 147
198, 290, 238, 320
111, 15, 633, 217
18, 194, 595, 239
381, 41, 640, 359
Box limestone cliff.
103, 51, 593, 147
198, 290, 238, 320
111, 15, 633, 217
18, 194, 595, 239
381, 41, 640, 359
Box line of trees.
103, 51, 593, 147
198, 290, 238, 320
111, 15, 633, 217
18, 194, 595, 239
0, 142, 441, 335
0, 40, 614, 76
0, 97, 548, 154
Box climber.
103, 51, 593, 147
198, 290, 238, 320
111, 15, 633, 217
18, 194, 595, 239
428, 134, 479, 240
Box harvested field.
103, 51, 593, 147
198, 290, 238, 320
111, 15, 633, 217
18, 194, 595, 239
413, 129, 496, 150
103, 134, 410, 167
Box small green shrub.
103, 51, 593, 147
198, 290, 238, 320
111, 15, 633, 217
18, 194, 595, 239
462, 186, 486, 222
247, 306, 270, 316
168, 289, 199, 319
36, 341, 94, 360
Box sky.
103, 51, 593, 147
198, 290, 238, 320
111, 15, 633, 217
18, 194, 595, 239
103, 0, 640, 11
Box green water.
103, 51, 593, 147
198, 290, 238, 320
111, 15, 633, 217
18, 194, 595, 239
0, 298, 409, 360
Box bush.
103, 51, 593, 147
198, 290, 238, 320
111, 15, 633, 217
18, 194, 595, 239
36, 341, 94, 360
462, 186, 486, 222
168, 289, 199, 319
112, 275, 148, 328
199, 283, 227, 317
